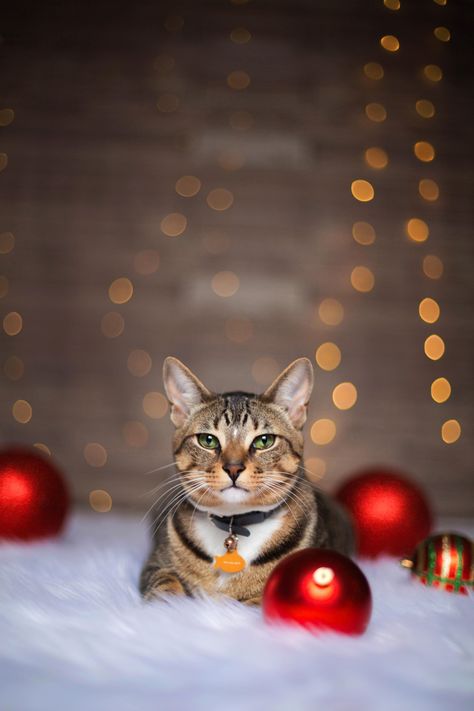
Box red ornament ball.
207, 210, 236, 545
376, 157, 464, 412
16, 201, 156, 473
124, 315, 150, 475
401, 532, 473, 595
335, 469, 432, 558
263, 548, 372, 635
0, 447, 70, 541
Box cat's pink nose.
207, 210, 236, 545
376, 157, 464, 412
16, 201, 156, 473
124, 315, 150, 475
223, 462, 245, 483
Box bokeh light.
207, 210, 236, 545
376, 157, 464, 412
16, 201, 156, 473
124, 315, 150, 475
304, 456, 327, 481
211, 270, 240, 297
364, 147, 388, 169
383, 0, 400, 9
424, 334, 445, 360
108, 277, 133, 304
315, 342, 341, 371
431, 377, 451, 403
0, 154, 8, 172
89, 489, 113, 512
217, 149, 245, 171
422, 255, 443, 279
414, 141, 435, 162
441, 419, 461, 444
34, 443, 51, 456
423, 64, 442, 82
365, 102, 387, 122
230, 27, 251, 44
0, 109, 14, 127
416, 100, 435, 118
310, 419, 336, 445
201, 231, 230, 254
0, 275, 8, 298
143, 391, 168, 419
350, 266, 375, 292
418, 179, 439, 201
175, 175, 201, 197
406, 218, 429, 242
380, 35, 399, 52
127, 349, 152, 377
251, 357, 279, 385
332, 382, 358, 410
352, 221, 376, 245
133, 250, 160, 275
206, 188, 234, 211
122, 421, 149, 448
101, 311, 125, 338
0, 232, 15, 254
84, 443, 108, 467
363, 62, 384, 80
227, 70, 251, 90
418, 297, 440, 323
3, 311, 23, 336
3, 355, 24, 381
351, 179, 375, 202
12, 400, 32, 424
160, 212, 187, 237
318, 298, 344, 326
434, 27, 450, 42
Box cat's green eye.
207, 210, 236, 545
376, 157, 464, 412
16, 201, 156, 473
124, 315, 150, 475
252, 434, 276, 450
197, 433, 220, 450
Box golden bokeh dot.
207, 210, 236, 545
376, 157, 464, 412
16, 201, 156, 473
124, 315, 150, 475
332, 382, 358, 410
441, 419, 461, 444
310, 419, 336, 446
365, 102, 387, 122
352, 221, 376, 245
224, 317, 253, 343
419, 297, 440, 323
211, 270, 240, 298
0, 275, 8, 298
0, 232, 15, 254
89, 489, 113, 513
251, 357, 280, 385
431, 377, 451, 403
304, 456, 327, 481
419, 179, 439, 201
175, 175, 201, 197
315, 342, 341, 371
423, 64, 443, 82
227, 70, 251, 90
84, 442, 108, 467
3, 355, 24, 381
423, 255, 444, 279
434, 26, 451, 42
108, 277, 133, 304
416, 99, 436, 118
350, 266, 375, 292
351, 179, 375, 202
363, 62, 384, 80
0, 154, 8, 172
3, 311, 23, 336
424, 334, 445, 360
383, 0, 400, 8
0, 108, 15, 126
127, 349, 152, 377
229, 110, 254, 131
164, 14, 184, 32
230, 27, 251, 44
133, 249, 160, 275
364, 147, 388, 169
201, 231, 230, 254
101, 311, 125, 338
143, 391, 168, 419
34, 443, 51, 456
318, 298, 344, 326
217, 149, 245, 171
433, 0, 447, 5
380, 35, 400, 52
206, 188, 234, 211
122, 420, 149, 448
12, 399, 32, 424
153, 54, 175, 73
406, 218, 429, 243
160, 212, 187, 237
414, 141, 435, 162
157, 93, 180, 113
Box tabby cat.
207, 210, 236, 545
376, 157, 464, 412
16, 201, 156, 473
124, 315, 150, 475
139, 356, 353, 604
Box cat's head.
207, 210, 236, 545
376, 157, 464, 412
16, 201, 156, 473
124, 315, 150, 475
163, 356, 313, 515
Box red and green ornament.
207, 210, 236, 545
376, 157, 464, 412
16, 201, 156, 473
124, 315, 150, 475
401, 532, 473, 595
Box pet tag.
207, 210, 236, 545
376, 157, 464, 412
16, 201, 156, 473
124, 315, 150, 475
213, 532, 246, 573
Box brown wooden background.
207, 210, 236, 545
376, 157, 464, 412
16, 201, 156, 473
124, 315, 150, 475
1, 0, 473, 515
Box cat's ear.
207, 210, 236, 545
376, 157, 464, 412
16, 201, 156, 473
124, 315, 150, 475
263, 357, 314, 429
163, 357, 212, 428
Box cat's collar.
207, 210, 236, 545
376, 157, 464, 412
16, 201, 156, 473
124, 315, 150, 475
209, 504, 284, 537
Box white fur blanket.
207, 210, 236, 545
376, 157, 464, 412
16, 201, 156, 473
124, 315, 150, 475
1, 513, 473, 711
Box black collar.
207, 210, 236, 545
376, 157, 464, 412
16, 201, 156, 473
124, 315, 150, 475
209, 504, 283, 537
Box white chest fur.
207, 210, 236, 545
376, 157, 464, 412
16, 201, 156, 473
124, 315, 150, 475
193, 510, 285, 568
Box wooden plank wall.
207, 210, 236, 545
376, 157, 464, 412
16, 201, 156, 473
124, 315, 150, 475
1, 0, 472, 515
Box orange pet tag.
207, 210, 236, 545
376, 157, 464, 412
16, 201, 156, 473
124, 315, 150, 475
213, 532, 246, 573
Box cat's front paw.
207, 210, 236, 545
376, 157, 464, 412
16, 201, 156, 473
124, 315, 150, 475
140, 568, 188, 602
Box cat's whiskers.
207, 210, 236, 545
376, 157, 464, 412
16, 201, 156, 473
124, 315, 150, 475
141, 470, 208, 525
261, 471, 311, 516
258, 481, 299, 528
148, 481, 205, 538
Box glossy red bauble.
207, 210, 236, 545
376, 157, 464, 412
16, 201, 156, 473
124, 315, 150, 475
335, 469, 432, 557
263, 548, 372, 635
0, 447, 70, 541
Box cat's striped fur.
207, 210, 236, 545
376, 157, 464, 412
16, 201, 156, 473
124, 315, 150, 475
139, 356, 353, 604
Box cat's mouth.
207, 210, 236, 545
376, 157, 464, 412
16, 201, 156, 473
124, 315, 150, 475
220, 483, 250, 493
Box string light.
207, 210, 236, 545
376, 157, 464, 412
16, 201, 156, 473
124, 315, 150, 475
3, 355, 24, 380
365, 102, 387, 122
0, 232, 15, 253
127, 349, 152, 377
101, 312, 124, 338
352, 221, 376, 245
380, 35, 399, 52
89, 490, 112, 512
34, 443, 51, 456
418, 297, 440, 323
230, 28, 251, 44
383, 0, 400, 9
364, 147, 388, 169
175, 175, 201, 197
160, 212, 187, 236
227, 70, 251, 90
108, 277, 133, 304
0, 109, 14, 126
441, 419, 461, 444
3, 311, 23, 336
12, 400, 32, 424
414, 141, 435, 162
315, 342, 341, 371
422, 255, 443, 279
431, 377, 451, 403
406, 218, 429, 242
416, 100, 435, 118
423, 65, 442, 82
332, 382, 358, 410
211, 270, 240, 297
310, 419, 336, 445
351, 179, 375, 202
318, 298, 344, 326
434, 27, 450, 42
206, 188, 234, 211
418, 179, 439, 201
133, 250, 160, 275
363, 62, 384, 80
143, 392, 168, 419
424, 334, 445, 360
350, 266, 375, 292
84, 443, 108, 467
